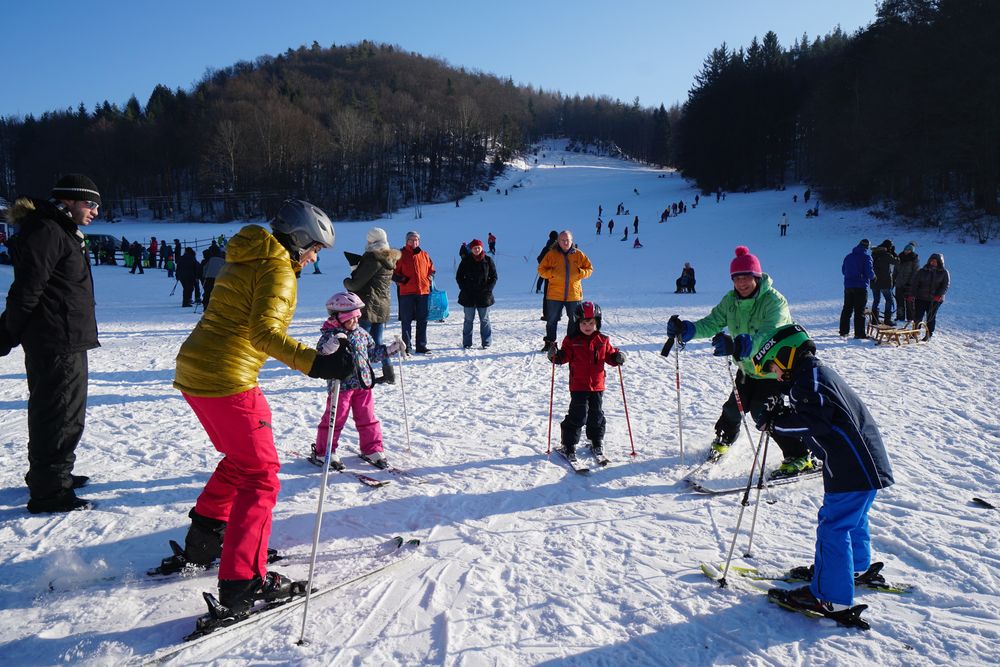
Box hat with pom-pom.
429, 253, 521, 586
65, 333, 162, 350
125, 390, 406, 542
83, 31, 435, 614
730, 246, 762, 278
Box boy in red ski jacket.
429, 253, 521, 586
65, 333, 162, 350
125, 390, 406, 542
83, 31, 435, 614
547, 301, 625, 459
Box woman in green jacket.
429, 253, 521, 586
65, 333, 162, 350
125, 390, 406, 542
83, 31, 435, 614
666, 246, 811, 476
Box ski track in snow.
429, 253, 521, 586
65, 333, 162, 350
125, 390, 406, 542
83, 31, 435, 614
1, 140, 998, 666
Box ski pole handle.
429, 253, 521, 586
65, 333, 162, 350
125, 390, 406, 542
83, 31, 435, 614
661, 337, 675, 357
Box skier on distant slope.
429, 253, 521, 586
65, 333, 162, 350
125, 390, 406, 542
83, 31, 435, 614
167, 200, 353, 620
547, 301, 625, 464
750, 324, 894, 626
664, 247, 813, 477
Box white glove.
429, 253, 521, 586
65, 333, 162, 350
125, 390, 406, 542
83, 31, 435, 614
386, 336, 406, 357
318, 332, 348, 356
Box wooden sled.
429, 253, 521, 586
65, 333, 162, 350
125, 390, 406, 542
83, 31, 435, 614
865, 310, 928, 346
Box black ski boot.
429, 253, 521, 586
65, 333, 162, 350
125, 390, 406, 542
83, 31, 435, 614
218, 571, 304, 617
853, 562, 888, 588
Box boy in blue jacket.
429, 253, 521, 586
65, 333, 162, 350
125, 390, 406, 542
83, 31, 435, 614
752, 324, 894, 627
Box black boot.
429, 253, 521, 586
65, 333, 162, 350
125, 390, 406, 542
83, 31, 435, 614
184, 509, 227, 566
380, 361, 396, 385
218, 571, 299, 616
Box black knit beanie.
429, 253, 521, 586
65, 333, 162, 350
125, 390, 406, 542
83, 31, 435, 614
51, 174, 101, 205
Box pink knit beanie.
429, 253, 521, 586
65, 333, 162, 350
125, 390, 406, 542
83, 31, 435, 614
730, 246, 762, 277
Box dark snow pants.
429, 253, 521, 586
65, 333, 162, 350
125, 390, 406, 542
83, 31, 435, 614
24, 351, 88, 501
839, 287, 868, 337
715, 371, 807, 459
561, 391, 606, 448
913, 299, 942, 334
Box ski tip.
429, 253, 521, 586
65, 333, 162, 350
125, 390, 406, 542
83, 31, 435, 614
972, 497, 997, 509
699, 562, 723, 579
391, 536, 405, 548
405, 538, 422, 547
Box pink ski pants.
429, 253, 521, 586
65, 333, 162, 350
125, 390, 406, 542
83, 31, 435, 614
184, 387, 279, 580
314, 387, 383, 457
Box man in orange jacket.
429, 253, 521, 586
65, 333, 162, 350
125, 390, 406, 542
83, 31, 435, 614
393, 230, 436, 354
537, 230, 593, 352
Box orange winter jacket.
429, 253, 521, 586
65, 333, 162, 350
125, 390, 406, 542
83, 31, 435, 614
174, 225, 317, 397
393, 246, 436, 296
538, 245, 593, 302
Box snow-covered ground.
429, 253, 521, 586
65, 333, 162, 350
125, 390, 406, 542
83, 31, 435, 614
1, 140, 997, 666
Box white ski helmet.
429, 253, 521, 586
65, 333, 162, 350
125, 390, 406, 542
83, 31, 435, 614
271, 199, 335, 257
326, 291, 365, 318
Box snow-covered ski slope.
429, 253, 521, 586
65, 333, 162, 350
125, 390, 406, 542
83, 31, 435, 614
1, 140, 997, 666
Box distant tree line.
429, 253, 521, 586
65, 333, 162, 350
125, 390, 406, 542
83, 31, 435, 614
0, 41, 672, 221
675, 0, 1000, 216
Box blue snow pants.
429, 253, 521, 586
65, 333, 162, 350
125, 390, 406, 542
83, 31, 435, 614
810, 489, 877, 606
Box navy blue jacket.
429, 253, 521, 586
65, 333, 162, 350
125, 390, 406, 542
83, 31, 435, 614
771, 354, 894, 493
842, 244, 875, 289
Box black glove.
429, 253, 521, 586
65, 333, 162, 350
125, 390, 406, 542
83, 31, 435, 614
308, 346, 353, 380
391, 273, 409, 284
0, 315, 14, 357
612, 350, 626, 365
755, 395, 788, 432
547, 343, 559, 363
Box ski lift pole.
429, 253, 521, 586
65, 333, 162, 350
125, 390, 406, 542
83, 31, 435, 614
297, 381, 341, 645
660, 336, 685, 464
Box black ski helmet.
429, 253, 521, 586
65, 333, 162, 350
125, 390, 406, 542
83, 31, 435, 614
271, 199, 335, 259
574, 301, 602, 330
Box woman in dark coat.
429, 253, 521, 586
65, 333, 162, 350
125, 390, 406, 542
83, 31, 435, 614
456, 239, 498, 349
909, 253, 950, 340
343, 227, 401, 382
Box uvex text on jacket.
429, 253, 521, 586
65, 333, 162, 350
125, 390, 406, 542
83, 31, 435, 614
538, 245, 593, 302
174, 225, 318, 396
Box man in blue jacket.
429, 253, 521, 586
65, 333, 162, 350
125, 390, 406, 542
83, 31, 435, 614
839, 239, 875, 339
752, 324, 894, 625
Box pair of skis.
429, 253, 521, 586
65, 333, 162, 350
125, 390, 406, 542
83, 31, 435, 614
700, 560, 909, 630
139, 536, 421, 664
555, 446, 609, 474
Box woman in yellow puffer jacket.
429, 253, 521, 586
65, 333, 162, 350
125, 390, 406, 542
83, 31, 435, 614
170, 200, 353, 617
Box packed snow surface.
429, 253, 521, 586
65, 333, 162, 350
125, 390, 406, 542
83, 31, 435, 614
1, 140, 998, 666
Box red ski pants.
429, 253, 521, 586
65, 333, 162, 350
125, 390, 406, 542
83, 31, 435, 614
184, 388, 280, 580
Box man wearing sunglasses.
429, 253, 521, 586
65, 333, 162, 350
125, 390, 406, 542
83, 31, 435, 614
0, 174, 101, 513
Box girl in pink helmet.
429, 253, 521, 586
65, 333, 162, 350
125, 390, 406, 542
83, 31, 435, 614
310, 291, 406, 470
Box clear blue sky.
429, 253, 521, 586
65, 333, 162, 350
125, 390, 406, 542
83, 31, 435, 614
1, 0, 878, 118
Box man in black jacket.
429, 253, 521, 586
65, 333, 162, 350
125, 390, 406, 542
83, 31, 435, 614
0, 174, 102, 513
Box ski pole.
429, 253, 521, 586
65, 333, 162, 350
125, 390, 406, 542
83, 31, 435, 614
718, 430, 769, 588
660, 335, 685, 464
169, 280, 178, 296
617, 365, 637, 457
744, 430, 773, 558
546, 358, 556, 455
297, 380, 341, 645
727, 360, 760, 476
395, 338, 412, 455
